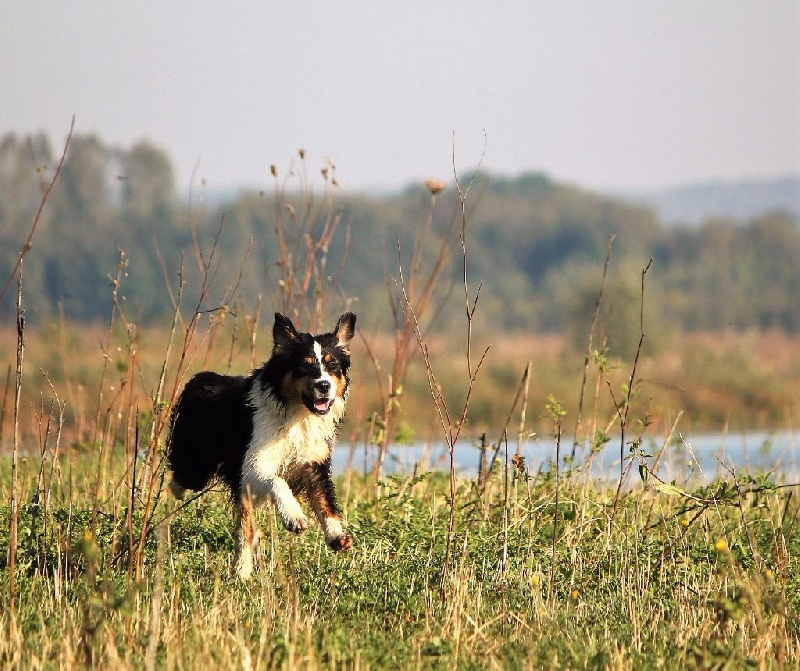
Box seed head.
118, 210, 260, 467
424, 178, 446, 195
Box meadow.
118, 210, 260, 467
1, 307, 798, 668
1, 149, 798, 669
0, 432, 797, 669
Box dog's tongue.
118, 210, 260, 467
315, 398, 332, 412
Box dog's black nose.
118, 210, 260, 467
315, 380, 331, 394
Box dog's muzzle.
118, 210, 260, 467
303, 379, 335, 415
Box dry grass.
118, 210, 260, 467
1, 324, 798, 456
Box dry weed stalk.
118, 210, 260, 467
572, 234, 616, 459
6, 119, 74, 615
9, 268, 25, 614
267, 151, 352, 331
611, 258, 652, 511
481, 362, 531, 491
397, 138, 489, 603
132, 209, 248, 576
365, 177, 460, 484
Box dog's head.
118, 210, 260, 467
262, 312, 356, 416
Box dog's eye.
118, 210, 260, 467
322, 353, 340, 371
296, 359, 315, 375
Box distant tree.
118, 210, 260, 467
121, 141, 175, 226
1, 136, 799, 333
741, 213, 800, 330
50, 134, 116, 231
0, 132, 54, 235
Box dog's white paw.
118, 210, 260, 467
323, 517, 352, 552
283, 513, 309, 534
275, 494, 309, 534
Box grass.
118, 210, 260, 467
2, 146, 798, 669
0, 447, 797, 669
1, 295, 798, 669
2, 324, 799, 451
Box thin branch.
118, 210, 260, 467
573, 234, 616, 459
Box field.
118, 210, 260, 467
1, 169, 799, 669
1, 319, 799, 669
1, 443, 797, 669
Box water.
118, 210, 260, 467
5, 430, 797, 485
334, 430, 799, 483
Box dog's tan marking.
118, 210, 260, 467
307, 487, 352, 551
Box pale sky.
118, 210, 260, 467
3, 2, 799, 194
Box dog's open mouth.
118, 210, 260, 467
304, 394, 334, 415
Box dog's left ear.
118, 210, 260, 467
273, 313, 300, 350
334, 312, 356, 349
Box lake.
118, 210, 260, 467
335, 430, 799, 483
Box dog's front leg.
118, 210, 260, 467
242, 458, 310, 535
266, 475, 310, 534
305, 460, 352, 552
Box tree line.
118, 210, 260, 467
1, 132, 798, 354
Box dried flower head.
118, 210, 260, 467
424, 178, 446, 195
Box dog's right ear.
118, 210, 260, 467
273, 313, 299, 350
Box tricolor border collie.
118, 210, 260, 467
166, 312, 356, 579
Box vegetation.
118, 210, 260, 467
1, 453, 797, 669
1, 132, 799, 338
1, 129, 798, 668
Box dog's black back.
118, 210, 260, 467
167, 371, 254, 495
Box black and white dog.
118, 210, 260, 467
166, 312, 356, 579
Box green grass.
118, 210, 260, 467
1, 453, 797, 669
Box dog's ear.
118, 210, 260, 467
334, 312, 356, 349
273, 313, 299, 350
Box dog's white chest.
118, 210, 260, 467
242, 387, 336, 489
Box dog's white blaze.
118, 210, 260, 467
312, 341, 336, 398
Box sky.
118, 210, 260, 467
3, 2, 799, 195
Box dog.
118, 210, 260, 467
166, 311, 356, 579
